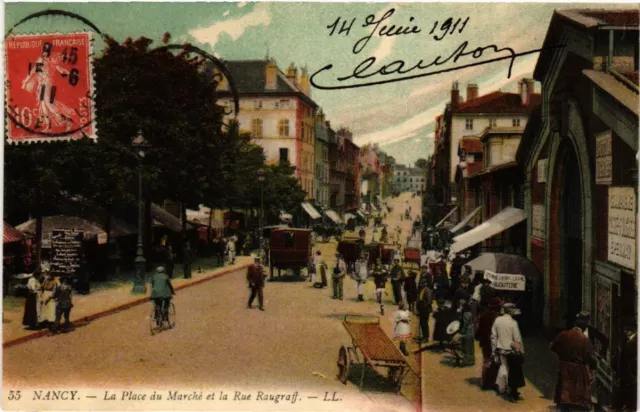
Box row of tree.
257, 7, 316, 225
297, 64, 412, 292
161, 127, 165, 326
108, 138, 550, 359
4, 34, 306, 266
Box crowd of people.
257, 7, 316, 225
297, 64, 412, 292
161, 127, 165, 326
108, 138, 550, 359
22, 269, 74, 334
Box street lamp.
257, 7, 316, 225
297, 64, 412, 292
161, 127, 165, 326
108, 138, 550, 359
257, 169, 266, 261
132, 130, 150, 294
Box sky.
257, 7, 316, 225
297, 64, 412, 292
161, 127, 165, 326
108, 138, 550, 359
5, 2, 633, 165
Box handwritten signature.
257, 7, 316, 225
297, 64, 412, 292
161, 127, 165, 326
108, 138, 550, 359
313, 9, 564, 91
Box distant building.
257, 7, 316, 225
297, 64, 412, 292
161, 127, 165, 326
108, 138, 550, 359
314, 109, 330, 208
393, 165, 426, 194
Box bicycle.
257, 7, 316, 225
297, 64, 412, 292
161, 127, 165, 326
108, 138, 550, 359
149, 300, 176, 335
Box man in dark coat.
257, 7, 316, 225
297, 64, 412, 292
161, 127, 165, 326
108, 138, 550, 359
452, 275, 471, 312
620, 319, 637, 412
52, 276, 74, 333
550, 311, 597, 411
418, 265, 433, 294
247, 257, 266, 311
183, 241, 192, 279
475, 297, 502, 389
389, 259, 405, 305
479, 277, 498, 310
404, 271, 418, 312
433, 265, 450, 301
415, 285, 433, 343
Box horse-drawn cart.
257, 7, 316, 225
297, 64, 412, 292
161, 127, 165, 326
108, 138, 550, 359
337, 316, 411, 392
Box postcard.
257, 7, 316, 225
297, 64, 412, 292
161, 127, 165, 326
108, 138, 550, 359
3, 2, 638, 411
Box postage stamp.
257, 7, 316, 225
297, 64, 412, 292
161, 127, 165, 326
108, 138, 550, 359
2, 2, 638, 412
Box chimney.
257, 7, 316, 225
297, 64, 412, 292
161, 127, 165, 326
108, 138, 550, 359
265, 58, 277, 90
451, 81, 460, 109
299, 66, 310, 97
519, 78, 534, 106
286, 63, 298, 86
467, 83, 478, 100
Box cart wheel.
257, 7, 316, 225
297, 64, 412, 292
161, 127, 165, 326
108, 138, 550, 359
337, 346, 350, 384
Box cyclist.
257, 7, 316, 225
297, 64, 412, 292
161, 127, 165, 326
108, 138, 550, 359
150, 266, 175, 322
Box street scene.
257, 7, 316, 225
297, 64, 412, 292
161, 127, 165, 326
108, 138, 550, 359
2, 2, 639, 412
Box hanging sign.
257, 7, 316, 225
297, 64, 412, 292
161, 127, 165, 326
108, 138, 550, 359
50, 229, 84, 276
608, 187, 636, 270
484, 270, 526, 291
595, 131, 613, 185
5, 32, 96, 143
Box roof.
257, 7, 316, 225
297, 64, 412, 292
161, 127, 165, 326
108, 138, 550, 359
454, 91, 540, 114
3, 222, 25, 244
460, 137, 483, 153
557, 9, 640, 29
220, 60, 318, 109
583, 70, 639, 116
466, 162, 484, 177
150, 203, 192, 232
471, 161, 519, 178
516, 105, 543, 166
622, 72, 640, 85
16, 216, 106, 239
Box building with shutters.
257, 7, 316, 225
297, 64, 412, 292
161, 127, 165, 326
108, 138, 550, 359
314, 110, 331, 209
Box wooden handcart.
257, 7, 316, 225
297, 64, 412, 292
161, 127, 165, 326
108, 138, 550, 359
337, 316, 411, 392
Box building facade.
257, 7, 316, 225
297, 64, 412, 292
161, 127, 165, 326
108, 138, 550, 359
218, 59, 317, 199
521, 9, 638, 407
342, 130, 361, 211
314, 110, 330, 208
328, 123, 346, 214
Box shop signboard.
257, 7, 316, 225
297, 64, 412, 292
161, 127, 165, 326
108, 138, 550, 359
50, 229, 83, 277
595, 131, 612, 185
607, 187, 636, 270
483, 270, 526, 291
532, 204, 546, 243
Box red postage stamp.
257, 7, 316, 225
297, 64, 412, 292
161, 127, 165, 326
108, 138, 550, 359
5, 32, 95, 143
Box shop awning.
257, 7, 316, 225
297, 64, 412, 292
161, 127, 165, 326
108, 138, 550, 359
359, 205, 370, 215
344, 213, 356, 223
301, 202, 322, 220
150, 203, 192, 232
449, 206, 482, 233
435, 206, 459, 228
279, 211, 293, 221
325, 210, 342, 225
357, 210, 367, 218
3, 221, 25, 244
450, 207, 526, 253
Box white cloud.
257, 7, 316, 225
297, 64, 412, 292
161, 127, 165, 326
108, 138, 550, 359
223, 10, 230, 17
189, 3, 271, 48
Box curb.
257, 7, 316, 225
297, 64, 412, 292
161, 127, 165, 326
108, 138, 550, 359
3, 263, 250, 349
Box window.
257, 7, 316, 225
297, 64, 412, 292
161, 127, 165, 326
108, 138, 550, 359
301, 124, 306, 142
465, 118, 473, 130
490, 118, 497, 127
253, 100, 263, 109
279, 119, 290, 137
251, 118, 263, 138
280, 99, 290, 109
279, 148, 289, 164
512, 118, 521, 127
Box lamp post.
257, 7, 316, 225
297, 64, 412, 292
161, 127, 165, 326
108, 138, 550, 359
132, 131, 149, 294
257, 169, 266, 261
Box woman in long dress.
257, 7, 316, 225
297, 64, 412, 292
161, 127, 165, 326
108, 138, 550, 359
22, 273, 41, 329
39, 273, 58, 326
393, 301, 412, 356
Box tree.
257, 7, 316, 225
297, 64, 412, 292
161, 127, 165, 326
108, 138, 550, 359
415, 158, 429, 169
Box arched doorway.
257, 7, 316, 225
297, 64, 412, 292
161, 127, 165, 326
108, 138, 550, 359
549, 142, 584, 328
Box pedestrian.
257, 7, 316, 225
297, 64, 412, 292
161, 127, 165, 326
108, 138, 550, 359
371, 227, 381, 243
352, 254, 369, 302
393, 301, 412, 356
39, 271, 58, 327
389, 259, 405, 305
332, 252, 347, 300
164, 244, 174, 278
479, 276, 498, 311
432, 299, 456, 352
458, 299, 475, 367
315, 251, 328, 288
309, 250, 319, 285
418, 264, 433, 293
225, 237, 236, 265
620, 317, 637, 412
22, 271, 41, 330
51, 276, 73, 333
453, 275, 471, 312
183, 241, 192, 279
433, 265, 450, 302
359, 227, 366, 239
475, 297, 503, 390
372, 259, 387, 314
491, 303, 524, 402
243, 236, 252, 256
550, 311, 597, 411
404, 271, 418, 313
247, 257, 266, 311
150, 266, 175, 323
415, 285, 433, 343
470, 271, 484, 319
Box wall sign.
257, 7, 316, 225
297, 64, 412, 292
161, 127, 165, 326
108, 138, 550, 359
532, 204, 546, 242
608, 187, 636, 270
50, 229, 84, 277
484, 270, 526, 291
537, 159, 547, 183
596, 131, 613, 185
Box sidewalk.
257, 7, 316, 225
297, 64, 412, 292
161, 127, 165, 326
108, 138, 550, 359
3, 256, 252, 347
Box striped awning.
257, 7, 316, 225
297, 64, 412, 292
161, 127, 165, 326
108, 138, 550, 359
3, 222, 25, 244
301, 202, 321, 220
325, 210, 342, 225
450, 207, 526, 253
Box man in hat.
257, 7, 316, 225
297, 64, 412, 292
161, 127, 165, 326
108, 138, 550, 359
225, 237, 236, 266
332, 252, 347, 300
415, 283, 434, 343
150, 266, 175, 323
389, 259, 406, 305
51, 276, 74, 334
418, 264, 433, 295
480, 276, 498, 310
372, 258, 387, 314
247, 257, 266, 311
550, 311, 597, 411
476, 297, 503, 389
491, 303, 524, 402
352, 253, 369, 302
